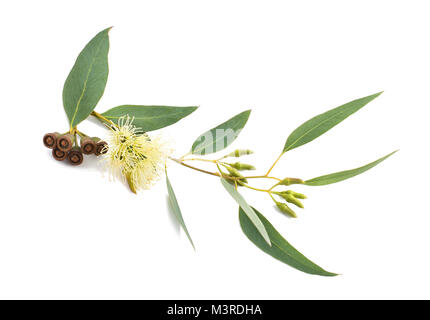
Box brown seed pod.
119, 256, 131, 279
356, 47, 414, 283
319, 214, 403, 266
95, 140, 108, 156
52, 148, 67, 161
80, 136, 96, 154
68, 147, 84, 165
57, 134, 74, 152
43, 132, 59, 149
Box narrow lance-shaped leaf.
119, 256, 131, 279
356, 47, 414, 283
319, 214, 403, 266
63, 27, 111, 128
283, 92, 383, 153
166, 172, 195, 249
239, 206, 337, 276
220, 178, 271, 246
305, 150, 398, 186
191, 110, 251, 155
101, 105, 198, 132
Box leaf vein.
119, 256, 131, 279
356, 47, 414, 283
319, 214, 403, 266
69, 39, 104, 127
285, 108, 348, 152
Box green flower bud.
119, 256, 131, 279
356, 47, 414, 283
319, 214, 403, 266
284, 194, 304, 208
286, 190, 307, 199
228, 162, 256, 171
279, 177, 304, 186
126, 172, 137, 194
275, 190, 306, 208
225, 166, 248, 184
227, 149, 254, 157
275, 202, 297, 218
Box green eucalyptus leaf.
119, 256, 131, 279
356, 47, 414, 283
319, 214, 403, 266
239, 206, 337, 276
305, 150, 397, 186
283, 92, 383, 153
220, 178, 271, 246
102, 105, 198, 132
191, 110, 251, 155
166, 172, 195, 249
63, 28, 111, 128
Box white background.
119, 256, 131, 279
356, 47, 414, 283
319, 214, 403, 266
0, 0, 429, 299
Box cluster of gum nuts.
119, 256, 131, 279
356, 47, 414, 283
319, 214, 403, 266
43, 132, 108, 165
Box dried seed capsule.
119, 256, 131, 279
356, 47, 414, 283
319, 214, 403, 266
279, 177, 304, 186
95, 140, 108, 156
68, 147, 84, 165
52, 148, 67, 161
228, 162, 256, 171
57, 134, 74, 152
227, 149, 254, 158
80, 136, 96, 154
275, 202, 297, 218
43, 132, 59, 149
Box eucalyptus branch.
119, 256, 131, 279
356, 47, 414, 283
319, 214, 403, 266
181, 157, 282, 181
171, 156, 258, 185
173, 154, 295, 196
43, 27, 397, 277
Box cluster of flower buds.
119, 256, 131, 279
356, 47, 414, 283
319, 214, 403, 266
272, 190, 307, 218
217, 149, 307, 218
219, 149, 255, 184
43, 132, 108, 165
224, 165, 248, 184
